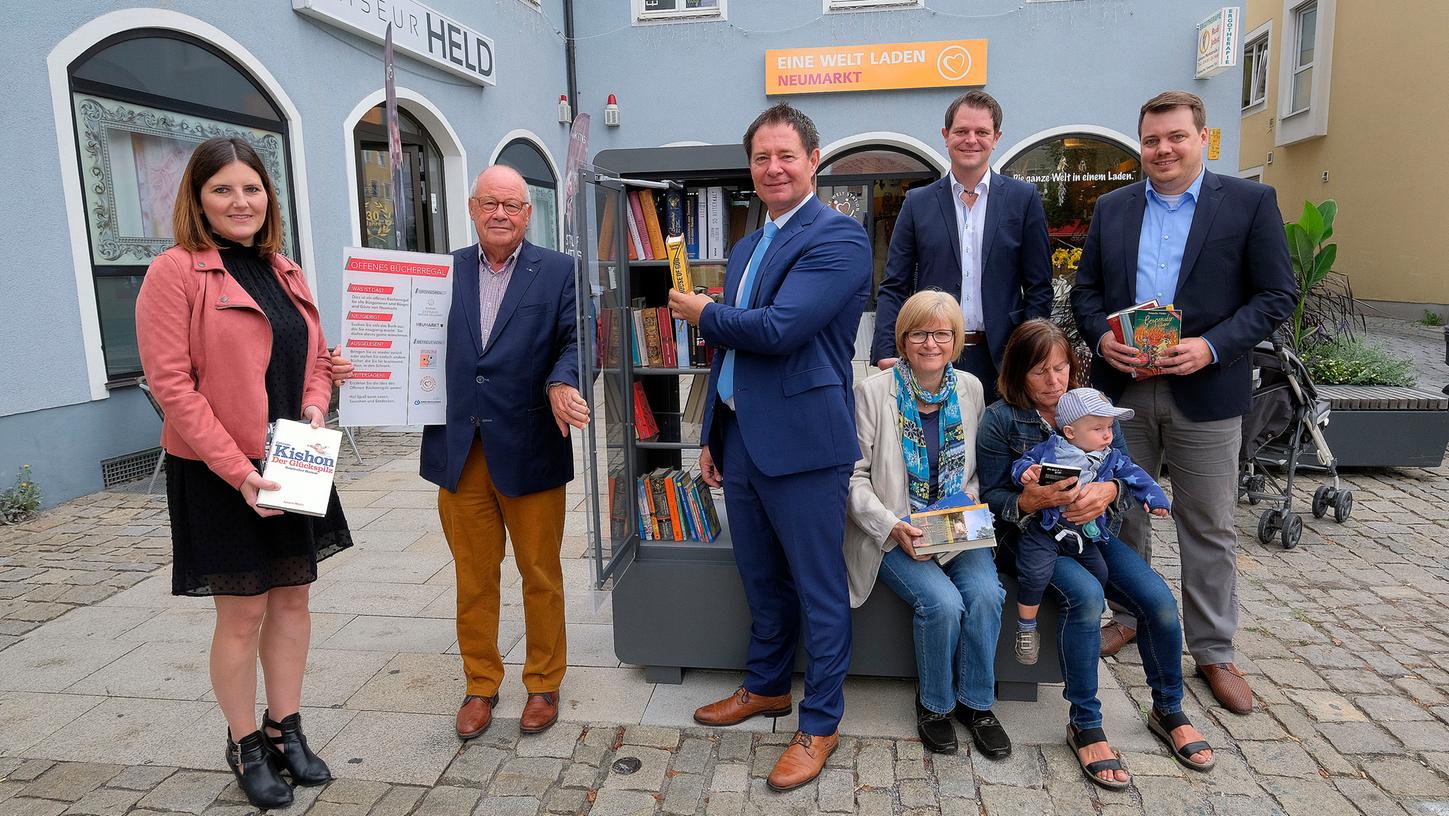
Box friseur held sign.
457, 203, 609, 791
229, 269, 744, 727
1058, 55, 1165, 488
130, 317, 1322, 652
766, 39, 987, 96
293, 0, 495, 87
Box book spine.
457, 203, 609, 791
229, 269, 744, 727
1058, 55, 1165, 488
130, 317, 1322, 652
640, 188, 668, 259
626, 191, 649, 260
635, 477, 651, 540
684, 191, 700, 259
650, 471, 671, 540
707, 187, 726, 260
665, 235, 693, 293
658, 307, 676, 368
697, 192, 710, 261
641, 308, 663, 367
664, 189, 684, 237
598, 195, 617, 261
663, 470, 684, 541
675, 320, 689, 370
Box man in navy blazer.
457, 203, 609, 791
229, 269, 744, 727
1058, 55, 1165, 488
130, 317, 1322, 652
369, 165, 588, 741
1072, 92, 1295, 716
872, 91, 1052, 403
669, 104, 871, 792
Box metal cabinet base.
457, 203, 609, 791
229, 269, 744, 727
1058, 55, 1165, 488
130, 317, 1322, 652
612, 548, 1062, 702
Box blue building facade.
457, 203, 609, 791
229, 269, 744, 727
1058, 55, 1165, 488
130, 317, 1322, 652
4, 0, 1240, 504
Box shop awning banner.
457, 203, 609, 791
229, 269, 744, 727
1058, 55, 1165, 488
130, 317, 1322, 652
765, 39, 987, 95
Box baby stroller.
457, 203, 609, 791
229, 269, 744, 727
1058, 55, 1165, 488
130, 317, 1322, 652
1238, 340, 1353, 548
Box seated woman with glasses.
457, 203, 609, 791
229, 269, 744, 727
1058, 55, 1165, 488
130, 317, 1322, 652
843, 291, 1011, 759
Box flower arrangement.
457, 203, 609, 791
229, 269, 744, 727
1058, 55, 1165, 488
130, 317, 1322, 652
0, 465, 42, 525
1051, 246, 1083, 274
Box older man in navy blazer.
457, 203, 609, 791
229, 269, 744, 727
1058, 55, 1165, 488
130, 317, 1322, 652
872, 90, 1052, 402
336, 166, 589, 740
669, 104, 871, 792
1072, 91, 1295, 716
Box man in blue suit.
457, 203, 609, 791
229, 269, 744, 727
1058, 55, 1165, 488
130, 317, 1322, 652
1072, 91, 1295, 716
336, 165, 590, 740
669, 104, 871, 792
872, 91, 1052, 403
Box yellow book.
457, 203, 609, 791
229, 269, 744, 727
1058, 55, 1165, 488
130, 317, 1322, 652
665, 235, 694, 293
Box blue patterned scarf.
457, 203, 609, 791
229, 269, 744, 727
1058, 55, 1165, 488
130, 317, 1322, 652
894, 362, 966, 511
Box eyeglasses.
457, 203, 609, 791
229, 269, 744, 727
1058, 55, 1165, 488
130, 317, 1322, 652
470, 198, 528, 216
905, 330, 956, 345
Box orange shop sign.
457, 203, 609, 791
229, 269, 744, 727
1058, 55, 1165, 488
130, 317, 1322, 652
765, 39, 987, 96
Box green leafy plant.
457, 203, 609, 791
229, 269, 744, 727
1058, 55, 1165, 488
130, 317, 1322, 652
1305, 336, 1417, 387
0, 465, 42, 525
1419, 310, 1444, 327
1284, 199, 1341, 352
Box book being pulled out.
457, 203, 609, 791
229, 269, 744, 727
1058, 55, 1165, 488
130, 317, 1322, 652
904, 491, 996, 561
256, 419, 342, 517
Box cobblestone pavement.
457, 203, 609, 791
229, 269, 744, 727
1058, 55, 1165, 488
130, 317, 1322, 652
0, 321, 1446, 815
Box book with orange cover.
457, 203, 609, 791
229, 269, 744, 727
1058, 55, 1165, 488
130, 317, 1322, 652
639, 188, 668, 259
663, 469, 685, 541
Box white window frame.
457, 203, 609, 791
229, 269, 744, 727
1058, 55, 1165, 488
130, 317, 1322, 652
1241, 22, 1271, 114
1286, 2, 1316, 116
824, 0, 923, 13
1276, 0, 1335, 145
1239, 165, 1265, 183
632, 0, 726, 24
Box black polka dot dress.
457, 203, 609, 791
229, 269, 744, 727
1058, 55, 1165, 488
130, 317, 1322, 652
165, 241, 352, 597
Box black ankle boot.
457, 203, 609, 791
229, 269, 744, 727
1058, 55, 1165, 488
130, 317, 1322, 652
263, 710, 333, 786
226, 729, 293, 809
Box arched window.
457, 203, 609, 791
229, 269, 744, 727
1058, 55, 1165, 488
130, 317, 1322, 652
353, 105, 449, 253
68, 29, 297, 380
816, 145, 938, 308
999, 134, 1140, 278
497, 139, 559, 250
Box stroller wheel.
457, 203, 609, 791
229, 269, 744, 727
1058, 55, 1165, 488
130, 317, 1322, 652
1280, 512, 1303, 549
1312, 486, 1333, 518
1257, 510, 1278, 545
1333, 490, 1353, 523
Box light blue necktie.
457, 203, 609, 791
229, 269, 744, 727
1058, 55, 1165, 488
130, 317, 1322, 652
717, 221, 779, 404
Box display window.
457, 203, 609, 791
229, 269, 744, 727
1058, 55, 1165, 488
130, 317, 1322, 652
67, 29, 297, 380
497, 139, 559, 251
354, 106, 449, 253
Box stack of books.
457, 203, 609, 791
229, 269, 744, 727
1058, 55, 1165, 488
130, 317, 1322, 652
636, 468, 722, 542
1108, 300, 1183, 378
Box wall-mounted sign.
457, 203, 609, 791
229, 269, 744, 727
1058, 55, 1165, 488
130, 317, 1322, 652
1207, 127, 1222, 160
293, 0, 495, 87
1195, 7, 1239, 79
765, 39, 987, 96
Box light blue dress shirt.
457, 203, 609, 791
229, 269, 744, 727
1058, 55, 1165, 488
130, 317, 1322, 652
1135, 170, 1216, 362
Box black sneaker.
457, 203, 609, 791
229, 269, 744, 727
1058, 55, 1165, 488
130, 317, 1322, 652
955, 706, 1011, 760
915, 699, 958, 754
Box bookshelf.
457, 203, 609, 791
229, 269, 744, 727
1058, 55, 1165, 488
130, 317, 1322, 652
581, 145, 1060, 697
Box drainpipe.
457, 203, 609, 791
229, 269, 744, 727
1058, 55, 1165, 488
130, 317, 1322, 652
563, 0, 579, 121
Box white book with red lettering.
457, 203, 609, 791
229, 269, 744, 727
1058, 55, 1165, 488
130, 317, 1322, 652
256, 419, 341, 517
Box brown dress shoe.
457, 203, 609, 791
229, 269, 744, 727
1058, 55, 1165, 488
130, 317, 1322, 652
767, 731, 838, 792
1099, 621, 1137, 658
456, 694, 498, 740
1196, 663, 1253, 715
693, 687, 793, 727
520, 692, 560, 734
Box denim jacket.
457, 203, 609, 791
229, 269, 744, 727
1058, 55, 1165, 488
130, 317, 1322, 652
976, 400, 1137, 542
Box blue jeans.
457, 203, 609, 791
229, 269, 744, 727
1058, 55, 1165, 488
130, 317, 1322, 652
877, 545, 1004, 714
999, 530, 1184, 729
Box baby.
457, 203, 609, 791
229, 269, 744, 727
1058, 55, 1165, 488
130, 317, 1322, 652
1009, 388, 1171, 665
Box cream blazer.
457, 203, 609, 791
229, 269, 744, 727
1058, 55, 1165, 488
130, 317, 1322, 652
843, 368, 986, 608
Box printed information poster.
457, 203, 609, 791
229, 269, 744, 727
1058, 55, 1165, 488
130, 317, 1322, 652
338, 247, 453, 426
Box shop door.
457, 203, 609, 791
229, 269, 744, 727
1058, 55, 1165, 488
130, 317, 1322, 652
357, 141, 433, 252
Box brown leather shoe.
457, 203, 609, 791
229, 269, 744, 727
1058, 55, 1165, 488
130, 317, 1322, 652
456, 694, 498, 740
1196, 663, 1253, 715
692, 687, 793, 727
520, 692, 559, 734
767, 731, 838, 792
1099, 621, 1137, 658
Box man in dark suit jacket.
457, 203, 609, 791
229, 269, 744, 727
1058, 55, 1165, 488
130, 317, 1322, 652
389, 165, 588, 741
669, 104, 871, 792
872, 90, 1052, 402
1071, 91, 1295, 716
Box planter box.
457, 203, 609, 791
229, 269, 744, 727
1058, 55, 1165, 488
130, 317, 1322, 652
1318, 385, 1449, 468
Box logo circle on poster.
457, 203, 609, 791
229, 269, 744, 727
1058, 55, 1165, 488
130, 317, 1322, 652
420, 376, 437, 392
937, 45, 972, 82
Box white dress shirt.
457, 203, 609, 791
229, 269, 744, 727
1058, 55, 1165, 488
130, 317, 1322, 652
950, 172, 991, 332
